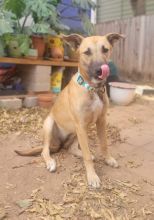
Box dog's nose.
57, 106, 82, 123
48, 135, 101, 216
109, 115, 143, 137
96, 68, 102, 76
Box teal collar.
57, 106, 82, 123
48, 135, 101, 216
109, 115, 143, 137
76, 72, 94, 91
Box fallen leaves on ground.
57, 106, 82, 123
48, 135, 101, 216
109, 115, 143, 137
0, 107, 123, 145
16, 170, 153, 220
16, 199, 33, 209
0, 206, 7, 220
128, 117, 142, 125
125, 160, 143, 168
0, 107, 48, 138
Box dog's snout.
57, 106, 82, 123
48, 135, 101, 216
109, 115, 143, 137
96, 68, 102, 76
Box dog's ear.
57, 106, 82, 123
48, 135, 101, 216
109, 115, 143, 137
106, 33, 125, 46
59, 34, 84, 49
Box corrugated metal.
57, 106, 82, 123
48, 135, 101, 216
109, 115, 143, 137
121, 1, 134, 19
97, 0, 122, 23
146, 0, 154, 15
97, 0, 154, 23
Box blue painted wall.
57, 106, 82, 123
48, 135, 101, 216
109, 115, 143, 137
57, 0, 91, 33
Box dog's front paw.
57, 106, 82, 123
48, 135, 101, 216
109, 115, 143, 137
87, 172, 101, 188
46, 159, 56, 172
105, 157, 119, 168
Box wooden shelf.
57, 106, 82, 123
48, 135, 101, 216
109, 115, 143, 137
0, 57, 78, 67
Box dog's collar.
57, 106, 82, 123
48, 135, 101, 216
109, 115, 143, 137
76, 72, 94, 91
76, 72, 106, 94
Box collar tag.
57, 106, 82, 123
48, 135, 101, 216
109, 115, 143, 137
77, 74, 84, 85
76, 72, 94, 91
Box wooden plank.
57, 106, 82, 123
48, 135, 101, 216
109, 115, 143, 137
0, 57, 78, 67
0, 94, 28, 99
138, 16, 145, 72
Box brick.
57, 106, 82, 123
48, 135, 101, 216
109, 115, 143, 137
25, 83, 50, 92
23, 96, 38, 108
0, 98, 22, 109
18, 65, 51, 92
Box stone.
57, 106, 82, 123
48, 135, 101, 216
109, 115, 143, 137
0, 98, 22, 109
23, 96, 38, 108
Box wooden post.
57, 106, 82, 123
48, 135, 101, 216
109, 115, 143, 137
138, 15, 145, 72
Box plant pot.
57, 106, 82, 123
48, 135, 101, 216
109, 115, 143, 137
37, 92, 55, 108
3, 34, 31, 57
25, 49, 38, 60
47, 36, 64, 59
31, 35, 45, 58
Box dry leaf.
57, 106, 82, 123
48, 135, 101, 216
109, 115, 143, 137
0, 207, 7, 220
16, 199, 32, 209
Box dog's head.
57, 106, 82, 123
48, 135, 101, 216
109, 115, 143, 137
62, 33, 125, 86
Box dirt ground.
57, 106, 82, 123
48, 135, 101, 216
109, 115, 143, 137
0, 95, 154, 220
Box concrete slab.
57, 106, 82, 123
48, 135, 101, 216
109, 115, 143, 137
0, 98, 22, 109
23, 96, 38, 108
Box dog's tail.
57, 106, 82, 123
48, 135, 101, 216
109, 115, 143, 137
14, 146, 43, 156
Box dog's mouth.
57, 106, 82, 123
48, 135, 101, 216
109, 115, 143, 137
87, 63, 110, 86
90, 64, 110, 85
95, 64, 110, 80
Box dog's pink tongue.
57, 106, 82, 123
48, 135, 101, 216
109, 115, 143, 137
98, 64, 110, 79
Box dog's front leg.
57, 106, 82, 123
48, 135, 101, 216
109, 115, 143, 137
96, 116, 118, 168
42, 115, 56, 172
76, 124, 101, 188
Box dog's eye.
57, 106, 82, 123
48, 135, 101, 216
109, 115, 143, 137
102, 46, 109, 53
83, 48, 92, 56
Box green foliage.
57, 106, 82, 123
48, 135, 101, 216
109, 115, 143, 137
0, 0, 96, 35
0, 9, 16, 35
4, 0, 26, 19
3, 33, 31, 57
31, 23, 51, 35
23, 0, 62, 34
81, 14, 94, 36
0, 18, 13, 35
0, 37, 6, 56
25, 0, 57, 22
72, 0, 96, 10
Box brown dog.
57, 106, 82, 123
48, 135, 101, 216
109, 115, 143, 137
15, 33, 124, 188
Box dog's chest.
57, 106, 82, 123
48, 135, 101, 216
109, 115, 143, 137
91, 93, 103, 112
83, 92, 103, 123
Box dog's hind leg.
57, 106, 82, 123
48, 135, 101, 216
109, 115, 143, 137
68, 137, 95, 160
42, 114, 57, 172
68, 138, 82, 158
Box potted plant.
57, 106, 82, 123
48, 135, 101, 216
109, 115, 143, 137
0, 0, 96, 58
0, 0, 58, 58
0, 9, 14, 56
25, 0, 96, 58
24, 0, 59, 58
0, 0, 32, 58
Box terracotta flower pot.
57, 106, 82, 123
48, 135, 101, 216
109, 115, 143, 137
37, 92, 55, 108
31, 35, 45, 58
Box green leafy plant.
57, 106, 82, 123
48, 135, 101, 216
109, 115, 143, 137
24, 0, 58, 35
72, 0, 95, 10
3, 33, 31, 57
0, 8, 15, 56
0, 0, 96, 35
0, 10, 15, 35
